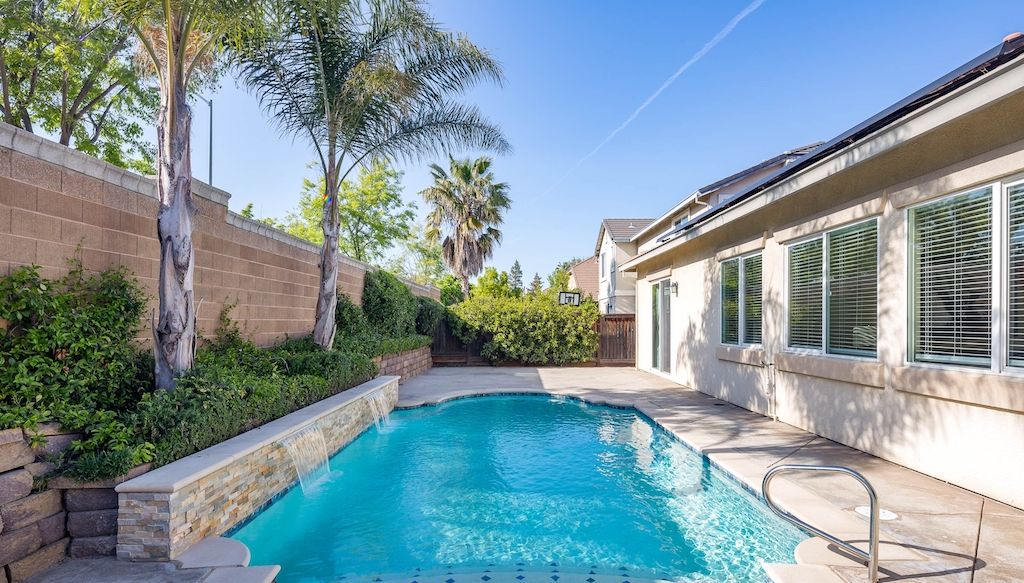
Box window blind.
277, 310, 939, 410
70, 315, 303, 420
910, 187, 992, 366
721, 259, 740, 344
827, 221, 878, 356
789, 239, 823, 349
743, 254, 763, 344
1007, 184, 1024, 367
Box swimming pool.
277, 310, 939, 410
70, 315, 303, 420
232, 395, 805, 583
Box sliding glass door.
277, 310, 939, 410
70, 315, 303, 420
651, 280, 672, 372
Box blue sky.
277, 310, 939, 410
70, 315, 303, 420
190, 0, 1024, 281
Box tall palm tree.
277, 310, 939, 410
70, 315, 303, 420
106, 0, 262, 389
421, 156, 511, 297
235, 0, 510, 349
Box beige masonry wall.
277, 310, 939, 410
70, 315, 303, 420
376, 346, 432, 383
0, 123, 438, 346
630, 72, 1024, 509
116, 376, 399, 561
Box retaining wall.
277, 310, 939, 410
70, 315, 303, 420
0, 426, 147, 582
115, 376, 400, 561
0, 123, 438, 346
376, 346, 432, 383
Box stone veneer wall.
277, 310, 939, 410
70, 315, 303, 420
376, 346, 432, 383
116, 376, 400, 561
0, 123, 438, 346
0, 425, 147, 582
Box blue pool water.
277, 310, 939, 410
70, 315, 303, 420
232, 396, 805, 583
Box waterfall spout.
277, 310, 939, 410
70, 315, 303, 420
364, 389, 392, 430
281, 424, 330, 492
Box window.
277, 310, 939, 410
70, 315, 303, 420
910, 186, 993, 367
720, 253, 762, 345
787, 219, 878, 356
600, 252, 606, 278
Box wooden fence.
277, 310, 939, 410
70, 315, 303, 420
596, 314, 636, 366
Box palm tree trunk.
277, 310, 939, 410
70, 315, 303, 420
153, 78, 196, 390
313, 172, 340, 349
460, 274, 470, 298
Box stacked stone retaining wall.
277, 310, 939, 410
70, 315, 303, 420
0, 426, 146, 582
376, 346, 432, 382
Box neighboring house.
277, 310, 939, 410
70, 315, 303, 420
621, 34, 1024, 509
567, 256, 599, 300
595, 218, 653, 313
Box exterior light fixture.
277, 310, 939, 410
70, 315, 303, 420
671, 282, 679, 296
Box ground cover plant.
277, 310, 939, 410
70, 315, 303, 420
0, 264, 435, 481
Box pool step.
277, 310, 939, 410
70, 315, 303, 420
763, 564, 845, 583
174, 536, 251, 569
204, 565, 282, 583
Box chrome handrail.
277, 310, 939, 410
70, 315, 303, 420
762, 464, 879, 583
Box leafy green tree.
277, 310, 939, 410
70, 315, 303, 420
528, 273, 543, 295
240, 203, 256, 219
0, 0, 157, 171
422, 156, 511, 297
437, 274, 464, 306
273, 161, 415, 263
104, 0, 262, 389
509, 260, 523, 296
389, 223, 448, 286
235, 0, 509, 349
472, 267, 512, 298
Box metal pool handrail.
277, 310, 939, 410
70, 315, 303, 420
762, 464, 879, 583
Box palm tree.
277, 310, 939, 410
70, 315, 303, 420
421, 156, 511, 297
234, 0, 510, 349
108, 0, 262, 389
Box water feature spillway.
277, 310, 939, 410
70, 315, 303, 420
280, 424, 330, 492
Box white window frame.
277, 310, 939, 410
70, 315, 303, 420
719, 251, 763, 347
784, 217, 880, 360
600, 252, 606, 279
906, 175, 1024, 375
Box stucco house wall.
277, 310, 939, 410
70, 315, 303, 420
628, 44, 1024, 509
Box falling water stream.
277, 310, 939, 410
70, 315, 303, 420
364, 389, 392, 430
281, 424, 330, 493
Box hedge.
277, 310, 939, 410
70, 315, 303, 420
449, 295, 599, 365
362, 270, 418, 337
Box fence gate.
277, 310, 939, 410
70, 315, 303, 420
431, 318, 486, 366
597, 314, 636, 366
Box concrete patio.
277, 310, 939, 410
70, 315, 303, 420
399, 367, 1024, 583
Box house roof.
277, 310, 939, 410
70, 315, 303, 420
631, 142, 823, 242
656, 33, 1024, 245
595, 219, 654, 253
568, 256, 599, 299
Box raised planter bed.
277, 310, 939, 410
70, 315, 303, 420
115, 375, 400, 562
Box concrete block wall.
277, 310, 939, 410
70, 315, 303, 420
0, 123, 438, 346
376, 346, 432, 383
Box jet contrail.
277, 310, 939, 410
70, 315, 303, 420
543, 0, 766, 195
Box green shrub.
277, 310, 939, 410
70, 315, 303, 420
0, 264, 153, 468
335, 332, 432, 358
362, 270, 417, 337
334, 293, 369, 339
129, 335, 377, 469
415, 296, 445, 336
449, 295, 599, 365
